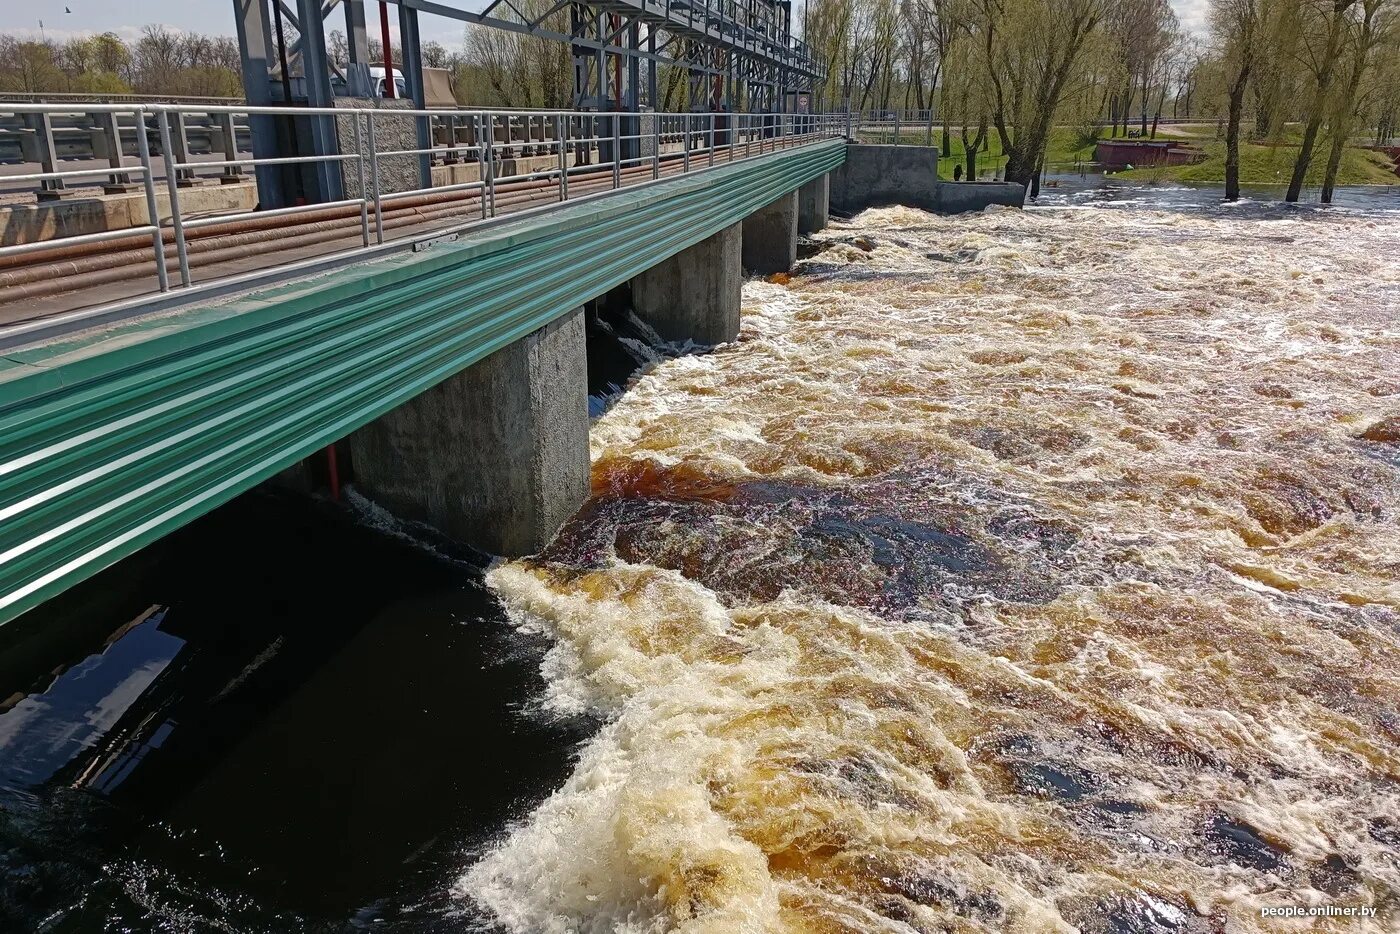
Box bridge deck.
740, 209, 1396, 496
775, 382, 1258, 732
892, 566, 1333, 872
0, 138, 812, 336
0, 138, 845, 626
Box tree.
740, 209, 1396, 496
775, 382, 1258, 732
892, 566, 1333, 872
976, 0, 1104, 185
1212, 0, 1261, 200
1286, 0, 1358, 201
1319, 0, 1391, 201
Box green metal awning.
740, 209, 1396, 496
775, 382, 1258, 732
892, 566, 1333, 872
0, 138, 845, 625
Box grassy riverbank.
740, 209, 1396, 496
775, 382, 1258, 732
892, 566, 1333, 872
858, 123, 1399, 186
1115, 125, 1399, 186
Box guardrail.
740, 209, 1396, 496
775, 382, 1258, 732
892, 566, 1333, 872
0, 101, 846, 310
0, 108, 253, 183
846, 110, 939, 146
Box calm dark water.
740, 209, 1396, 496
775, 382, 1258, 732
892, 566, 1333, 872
0, 299, 664, 933
0, 490, 597, 933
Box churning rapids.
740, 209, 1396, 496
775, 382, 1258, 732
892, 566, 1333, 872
461, 201, 1400, 933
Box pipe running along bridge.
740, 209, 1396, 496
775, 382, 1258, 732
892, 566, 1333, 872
0, 0, 849, 627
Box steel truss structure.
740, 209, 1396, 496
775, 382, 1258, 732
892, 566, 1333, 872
233, 0, 823, 206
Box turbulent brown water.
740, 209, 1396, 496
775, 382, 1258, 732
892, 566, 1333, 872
460, 203, 1400, 932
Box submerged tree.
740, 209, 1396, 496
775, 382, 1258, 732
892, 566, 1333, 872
1286, 0, 1359, 200
1213, 0, 1262, 200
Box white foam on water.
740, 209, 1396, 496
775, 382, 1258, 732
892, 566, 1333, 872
460, 202, 1400, 932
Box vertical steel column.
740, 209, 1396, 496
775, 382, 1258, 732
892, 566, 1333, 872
95, 110, 133, 190
646, 28, 657, 109
560, 115, 570, 200
611, 115, 621, 188
31, 112, 65, 196
483, 112, 496, 216
344, 0, 370, 62
556, 114, 567, 201
297, 0, 345, 203
232, 0, 285, 207
343, 0, 372, 95
217, 111, 242, 183
397, 3, 433, 189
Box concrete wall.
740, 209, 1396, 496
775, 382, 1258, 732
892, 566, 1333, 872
349, 308, 589, 557
742, 190, 798, 274
830, 144, 1024, 215
0, 182, 257, 247
933, 180, 1028, 213
797, 174, 829, 234
631, 222, 742, 345
336, 98, 423, 198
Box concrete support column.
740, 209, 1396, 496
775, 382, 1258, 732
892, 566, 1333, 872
630, 222, 742, 345
349, 308, 589, 557
741, 190, 798, 274
797, 174, 829, 234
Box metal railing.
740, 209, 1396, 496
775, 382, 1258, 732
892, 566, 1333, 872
845, 110, 939, 147
0, 101, 845, 312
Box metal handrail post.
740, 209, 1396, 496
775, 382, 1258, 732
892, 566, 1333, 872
473, 114, 488, 218
555, 114, 567, 201
611, 115, 621, 189
652, 114, 660, 179
134, 109, 169, 293
708, 113, 715, 167
367, 112, 385, 243
560, 115, 570, 201
682, 114, 690, 173
484, 112, 497, 215
155, 110, 191, 287
353, 116, 370, 247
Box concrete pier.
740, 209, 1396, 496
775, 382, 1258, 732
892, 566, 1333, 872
349, 309, 589, 557
797, 174, 830, 234
741, 190, 798, 274
630, 222, 742, 345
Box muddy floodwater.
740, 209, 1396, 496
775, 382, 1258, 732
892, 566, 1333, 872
2, 190, 1399, 933
465, 199, 1400, 932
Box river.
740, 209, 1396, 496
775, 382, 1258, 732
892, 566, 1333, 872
2, 179, 1398, 932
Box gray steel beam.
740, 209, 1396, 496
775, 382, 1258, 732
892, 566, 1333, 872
297, 0, 346, 202
344, 0, 370, 61
398, 4, 433, 188
233, 0, 286, 206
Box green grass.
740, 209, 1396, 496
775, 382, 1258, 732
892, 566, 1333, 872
1114, 136, 1399, 186
856, 126, 1097, 178
856, 122, 1399, 186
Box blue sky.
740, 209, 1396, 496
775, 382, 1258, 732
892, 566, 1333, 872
1, 0, 1211, 49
